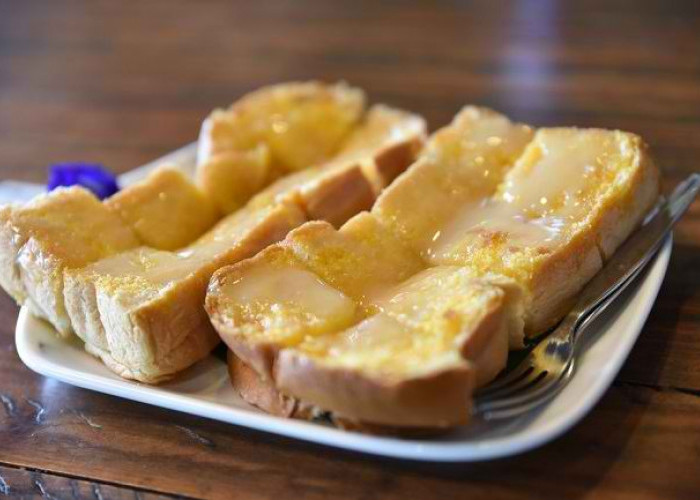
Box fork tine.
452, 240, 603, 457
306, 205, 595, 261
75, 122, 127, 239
476, 367, 547, 402
477, 361, 574, 417
476, 359, 534, 396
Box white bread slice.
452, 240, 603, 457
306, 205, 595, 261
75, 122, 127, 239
211, 261, 513, 428
105, 166, 220, 250
64, 202, 306, 382
0, 187, 141, 336
207, 210, 521, 427
426, 128, 660, 334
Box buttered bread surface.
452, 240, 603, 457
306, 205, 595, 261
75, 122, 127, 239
0, 81, 426, 383
208, 105, 660, 428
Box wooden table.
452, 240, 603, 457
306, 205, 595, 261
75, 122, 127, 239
1, 1, 699, 498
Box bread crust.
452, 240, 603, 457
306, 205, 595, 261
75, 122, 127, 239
276, 351, 474, 428
228, 350, 297, 417
299, 165, 376, 228
596, 136, 661, 260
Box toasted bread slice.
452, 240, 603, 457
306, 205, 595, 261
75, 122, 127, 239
372, 106, 534, 253
64, 202, 306, 382
197, 83, 425, 216
210, 108, 660, 430
198, 81, 366, 173
245, 104, 426, 227
196, 81, 366, 212
195, 145, 271, 214
427, 128, 660, 334
327, 104, 427, 193
0, 187, 141, 335
206, 211, 426, 377
105, 166, 220, 250
208, 230, 514, 427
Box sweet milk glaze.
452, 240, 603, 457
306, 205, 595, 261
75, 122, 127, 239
321, 314, 409, 359
373, 108, 534, 255
423, 109, 533, 176
219, 265, 356, 336
296, 312, 461, 377
426, 129, 615, 260
296, 309, 469, 378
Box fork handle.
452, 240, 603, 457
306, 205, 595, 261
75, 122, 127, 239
568, 173, 700, 336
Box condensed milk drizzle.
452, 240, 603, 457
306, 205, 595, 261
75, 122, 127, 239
425, 129, 613, 260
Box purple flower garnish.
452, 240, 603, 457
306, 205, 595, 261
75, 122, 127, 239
47, 163, 119, 200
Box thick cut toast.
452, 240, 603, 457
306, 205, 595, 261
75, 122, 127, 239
425, 128, 660, 334
64, 202, 306, 382
206, 212, 425, 378
208, 106, 660, 429
196, 81, 367, 213
197, 82, 426, 215
0, 187, 141, 336
0, 168, 224, 336
210, 247, 514, 427
372, 106, 534, 253
207, 210, 522, 427
105, 166, 220, 250
0, 82, 424, 381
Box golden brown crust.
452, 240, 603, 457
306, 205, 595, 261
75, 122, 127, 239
275, 351, 474, 428
227, 351, 462, 435
299, 164, 376, 228
228, 351, 297, 417
372, 135, 425, 191
595, 136, 661, 260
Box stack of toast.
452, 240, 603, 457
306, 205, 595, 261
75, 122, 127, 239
206, 106, 659, 429
0, 82, 660, 431
0, 82, 426, 383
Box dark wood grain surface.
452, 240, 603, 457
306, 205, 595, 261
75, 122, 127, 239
1, 1, 699, 498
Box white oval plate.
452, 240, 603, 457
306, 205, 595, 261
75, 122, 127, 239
11, 144, 673, 462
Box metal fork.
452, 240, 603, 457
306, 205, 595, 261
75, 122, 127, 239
475, 173, 700, 419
